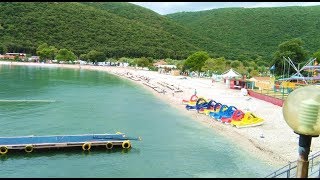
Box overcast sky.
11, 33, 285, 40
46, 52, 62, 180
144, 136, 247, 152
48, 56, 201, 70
129, 2, 320, 15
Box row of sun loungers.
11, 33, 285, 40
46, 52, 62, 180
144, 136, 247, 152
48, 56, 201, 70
143, 82, 165, 93
115, 71, 183, 94
157, 81, 183, 93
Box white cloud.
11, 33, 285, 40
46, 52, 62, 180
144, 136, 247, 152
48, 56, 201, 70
129, 2, 320, 15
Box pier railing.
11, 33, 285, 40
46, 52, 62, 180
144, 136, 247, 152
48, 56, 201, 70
265, 151, 320, 178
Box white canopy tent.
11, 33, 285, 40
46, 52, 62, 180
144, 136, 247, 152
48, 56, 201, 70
221, 68, 242, 79
221, 68, 242, 88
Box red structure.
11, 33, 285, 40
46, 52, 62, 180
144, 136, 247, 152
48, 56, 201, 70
230, 78, 246, 89
247, 89, 284, 107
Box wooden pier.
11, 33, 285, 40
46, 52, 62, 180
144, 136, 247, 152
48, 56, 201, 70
0, 133, 141, 155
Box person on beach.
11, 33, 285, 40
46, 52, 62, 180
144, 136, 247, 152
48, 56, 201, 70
194, 89, 197, 95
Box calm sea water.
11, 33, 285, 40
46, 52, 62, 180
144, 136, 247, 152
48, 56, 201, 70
0, 64, 276, 177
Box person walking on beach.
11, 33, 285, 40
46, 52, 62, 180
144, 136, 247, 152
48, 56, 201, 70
194, 89, 197, 95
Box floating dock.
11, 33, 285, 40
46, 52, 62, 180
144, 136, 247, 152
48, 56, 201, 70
0, 132, 141, 155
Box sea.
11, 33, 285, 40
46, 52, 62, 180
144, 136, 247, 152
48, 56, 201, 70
0, 64, 276, 178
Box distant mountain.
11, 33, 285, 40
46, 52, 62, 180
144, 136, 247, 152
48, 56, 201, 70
0, 2, 210, 59
1, 2, 320, 62
166, 6, 320, 60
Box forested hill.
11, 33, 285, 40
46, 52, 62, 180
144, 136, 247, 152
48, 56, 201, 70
0, 2, 218, 59
166, 6, 320, 60
80, 2, 232, 58
1, 2, 320, 61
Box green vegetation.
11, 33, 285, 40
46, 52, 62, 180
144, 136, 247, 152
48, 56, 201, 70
183, 51, 209, 72
36, 43, 58, 61
183, 51, 269, 78
167, 6, 320, 61
1, 2, 320, 76
86, 50, 106, 63
312, 49, 320, 63
272, 38, 308, 75
0, 2, 204, 59
56, 48, 77, 62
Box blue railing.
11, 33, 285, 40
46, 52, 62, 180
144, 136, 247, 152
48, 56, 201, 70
265, 151, 320, 178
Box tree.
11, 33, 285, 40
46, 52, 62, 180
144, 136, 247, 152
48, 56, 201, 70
183, 51, 210, 73
201, 57, 227, 74
48, 46, 58, 60
272, 38, 308, 75
86, 50, 106, 62
250, 69, 260, 77
55, 48, 77, 62
136, 57, 150, 67
176, 60, 185, 70
36, 43, 58, 61
230, 60, 241, 68
312, 49, 320, 62
79, 54, 88, 61
0, 44, 8, 54
14, 55, 20, 62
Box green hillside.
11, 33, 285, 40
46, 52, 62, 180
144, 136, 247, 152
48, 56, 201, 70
0, 2, 206, 59
166, 6, 320, 60
80, 2, 232, 58
1, 2, 320, 62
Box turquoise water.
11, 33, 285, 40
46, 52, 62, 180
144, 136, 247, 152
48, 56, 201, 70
0, 64, 276, 177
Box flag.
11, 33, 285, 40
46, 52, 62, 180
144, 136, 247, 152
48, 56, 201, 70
270, 64, 275, 71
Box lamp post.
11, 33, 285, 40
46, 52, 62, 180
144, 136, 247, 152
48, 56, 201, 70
282, 85, 320, 178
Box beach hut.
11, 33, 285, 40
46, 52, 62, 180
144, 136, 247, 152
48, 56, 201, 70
222, 68, 242, 79
158, 64, 177, 74
153, 60, 167, 67
221, 69, 242, 88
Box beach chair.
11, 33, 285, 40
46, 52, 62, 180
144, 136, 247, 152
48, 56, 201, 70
230, 112, 264, 128
221, 109, 244, 124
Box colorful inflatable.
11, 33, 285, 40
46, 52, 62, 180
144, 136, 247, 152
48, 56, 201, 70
202, 102, 222, 115
186, 97, 208, 111
211, 106, 237, 121
230, 112, 264, 128
197, 100, 216, 113
209, 104, 228, 119
221, 109, 244, 124
183, 94, 264, 129
182, 95, 198, 105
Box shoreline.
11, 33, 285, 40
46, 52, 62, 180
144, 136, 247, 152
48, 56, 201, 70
2, 61, 319, 168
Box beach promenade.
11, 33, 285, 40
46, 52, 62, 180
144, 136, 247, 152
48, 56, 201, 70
2, 61, 320, 168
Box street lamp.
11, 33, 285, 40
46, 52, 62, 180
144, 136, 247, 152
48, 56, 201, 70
282, 85, 320, 178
